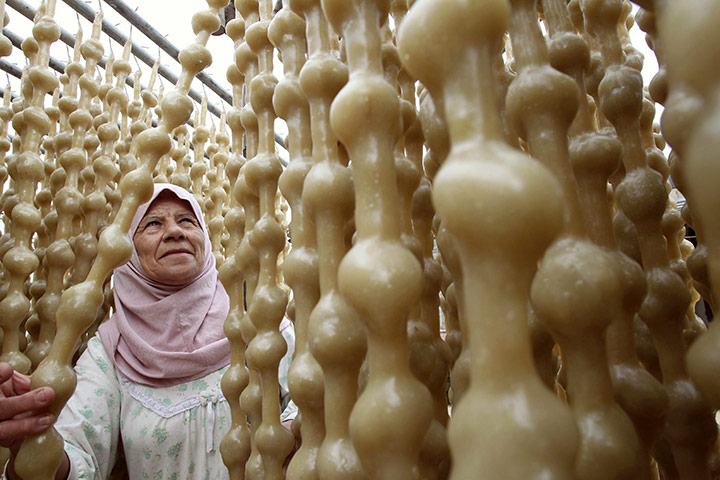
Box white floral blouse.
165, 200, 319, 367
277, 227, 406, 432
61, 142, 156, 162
49, 329, 296, 480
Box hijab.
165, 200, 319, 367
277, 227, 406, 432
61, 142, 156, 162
98, 183, 231, 387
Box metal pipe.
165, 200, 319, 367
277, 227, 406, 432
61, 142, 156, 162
4, 0, 287, 156
6, 0, 224, 119
5, 1, 141, 89
0, 57, 22, 78
1, 28, 75, 78
59, 0, 232, 115
98, 0, 286, 153
102, 0, 232, 106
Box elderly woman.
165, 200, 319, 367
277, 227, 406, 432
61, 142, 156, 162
0, 184, 296, 479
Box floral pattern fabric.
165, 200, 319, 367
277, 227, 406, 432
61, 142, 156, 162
50, 328, 296, 480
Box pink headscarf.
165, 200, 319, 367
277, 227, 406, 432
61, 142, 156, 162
98, 183, 230, 387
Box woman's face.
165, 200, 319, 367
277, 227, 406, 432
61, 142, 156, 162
133, 193, 206, 285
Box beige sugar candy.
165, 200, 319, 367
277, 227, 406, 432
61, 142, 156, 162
0, 0, 11, 58
503, 0, 646, 478
14, 0, 229, 477
647, 89, 707, 350
168, 124, 192, 189
291, 0, 368, 479
662, 0, 720, 412
415, 87, 469, 407
0, 84, 12, 204
25, 16, 104, 369
70, 17, 118, 291
399, 0, 581, 478
382, 9, 451, 478
0, 1, 714, 479
0, 0, 61, 377
207, 115, 230, 267
240, 1, 296, 478
232, 4, 266, 478
269, 2, 327, 479
661, 82, 715, 318
124, 58, 156, 163
218, 152, 250, 479
580, 1, 717, 478
391, 32, 452, 480
235, 160, 264, 480
325, 0, 434, 478
219, 12, 251, 479
540, 0, 669, 471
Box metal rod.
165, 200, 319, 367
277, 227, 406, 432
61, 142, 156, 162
59, 0, 231, 118
4, 1, 141, 90
6, 0, 77, 52
102, 0, 232, 106
99, 0, 286, 154
4, 0, 287, 156
4, 0, 222, 119
0, 57, 22, 79
1, 29, 76, 79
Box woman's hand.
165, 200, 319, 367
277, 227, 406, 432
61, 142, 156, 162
0, 362, 55, 453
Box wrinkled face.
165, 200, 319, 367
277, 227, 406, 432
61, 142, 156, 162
133, 193, 206, 285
